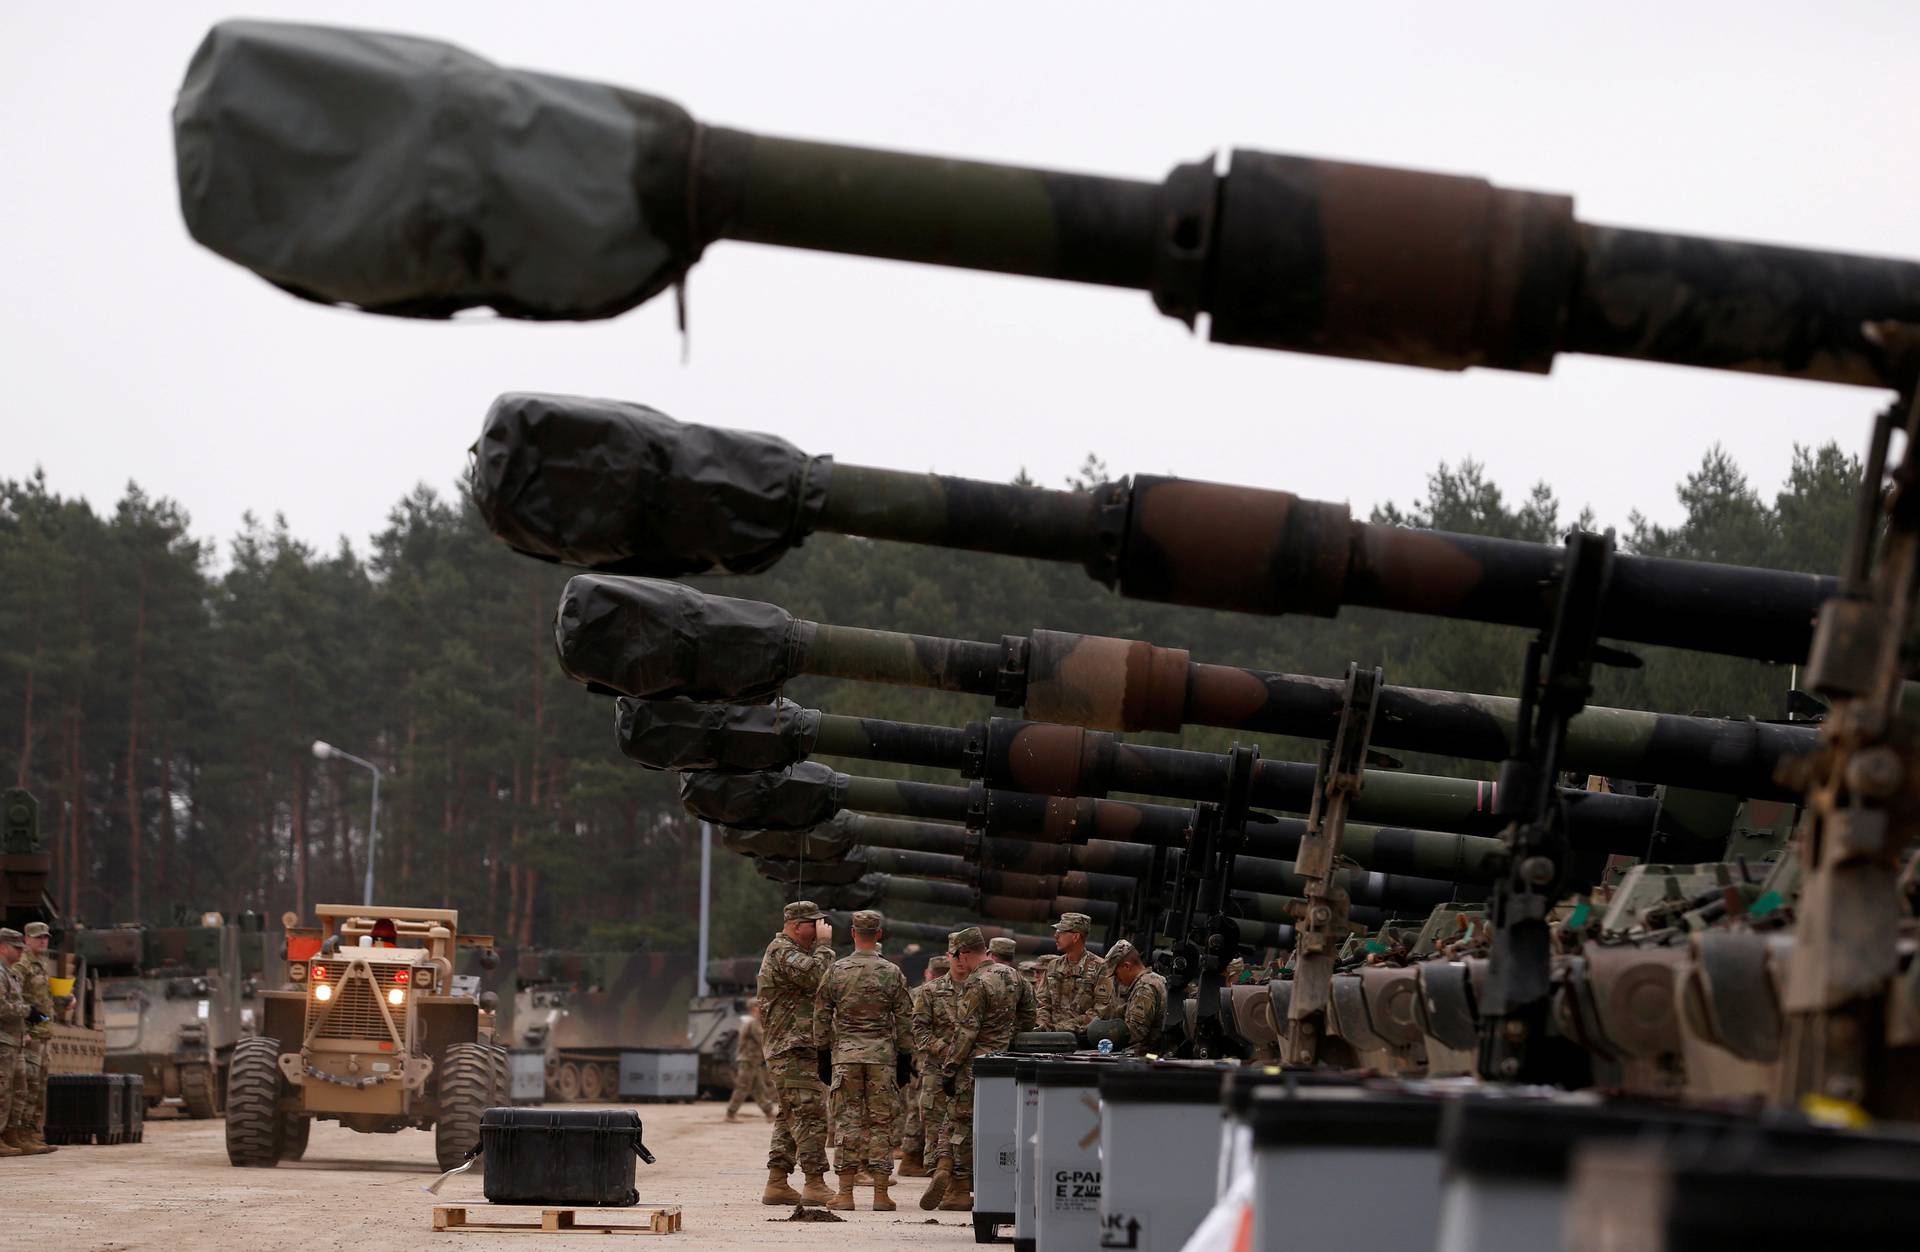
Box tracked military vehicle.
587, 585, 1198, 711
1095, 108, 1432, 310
228, 905, 506, 1169
81, 914, 269, 1117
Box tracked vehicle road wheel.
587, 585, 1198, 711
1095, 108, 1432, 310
580, 1061, 606, 1101
181, 1061, 218, 1119
278, 1114, 311, 1161
436, 1043, 492, 1171
554, 1060, 581, 1102
225, 1037, 284, 1167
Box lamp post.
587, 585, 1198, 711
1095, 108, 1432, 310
313, 740, 382, 906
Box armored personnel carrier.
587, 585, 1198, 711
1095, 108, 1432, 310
80, 913, 270, 1117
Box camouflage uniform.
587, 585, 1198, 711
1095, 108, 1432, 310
1117, 967, 1169, 1057
11, 924, 54, 1146
813, 924, 912, 1179
1038, 913, 1107, 1031
909, 962, 961, 1166
727, 1011, 775, 1118
0, 932, 28, 1156
941, 941, 1027, 1187
757, 905, 835, 1179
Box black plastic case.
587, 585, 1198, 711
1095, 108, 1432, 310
478, 1107, 655, 1207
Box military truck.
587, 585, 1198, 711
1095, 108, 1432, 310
81, 913, 271, 1117
228, 904, 507, 1169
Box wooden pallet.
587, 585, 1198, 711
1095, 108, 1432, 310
432, 1206, 682, 1236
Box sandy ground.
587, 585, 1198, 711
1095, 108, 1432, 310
0, 1103, 979, 1251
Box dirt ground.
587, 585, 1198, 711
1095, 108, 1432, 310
1, 1103, 980, 1251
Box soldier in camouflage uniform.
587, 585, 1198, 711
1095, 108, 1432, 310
813, 910, 913, 1211
726, 1000, 775, 1120
1104, 940, 1169, 1057
904, 954, 957, 1177
7, 922, 56, 1154
757, 901, 836, 1206
0, 930, 30, 1159
902, 960, 956, 1175
921, 927, 1030, 1213
987, 937, 1041, 1031
1038, 912, 1107, 1031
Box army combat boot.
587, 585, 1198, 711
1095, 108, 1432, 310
827, 1173, 858, 1211
919, 1154, 953, 1209
872, 1176, 896, 1212
800, 1172, 833, 1205
938, 1177, 974, 1211
9, 1130, 53, 1155
761, 1168, 803, 1205
0, 1135, 24, 1159
898, 1145, 928, 1177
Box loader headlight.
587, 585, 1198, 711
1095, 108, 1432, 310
313, 983, 333, 1002
387, 987, 406, 1007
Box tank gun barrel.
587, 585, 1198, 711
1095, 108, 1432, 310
585, 584, 1809, 799
181, 21, 1920, 387
511, 404, 1836, 662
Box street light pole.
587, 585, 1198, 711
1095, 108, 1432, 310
313, 740, 383, 906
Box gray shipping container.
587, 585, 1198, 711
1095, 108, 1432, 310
617, 1048, 699, 1102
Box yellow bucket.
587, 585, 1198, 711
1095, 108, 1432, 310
48, 977, 75, 998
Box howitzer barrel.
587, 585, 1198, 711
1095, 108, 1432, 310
523, 410, 1834, 662
620, 691, 1666, 848
181, 22, 1920, 386
685, 764, 1535, 898
588, 583, 1809, 798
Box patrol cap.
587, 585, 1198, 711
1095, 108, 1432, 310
1051, 912, 1092, 934
1105, 939, 1141, 966
987, 937, 1017, 958
948, 926, 986, 954
23, 921, 50, 939
928, 955, 952, 973
1018, 960, 1038, 972
0, 928, 22, 945
851, 909, 884, 931
783, 900, 827, 923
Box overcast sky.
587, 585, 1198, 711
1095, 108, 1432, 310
5, 3, 1913, 561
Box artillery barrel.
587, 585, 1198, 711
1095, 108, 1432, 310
182, 22, 1920, 387
750, 812, 1471, 913
685, 764, 1526, 904
582, 581, 1811, 797
515, 409, 1835, 662
825, 871, 1301, 949
621, 695, 1667, 843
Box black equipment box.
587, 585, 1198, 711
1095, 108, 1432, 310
478, 1108, 655, 1207
47, 1073, 142, 1144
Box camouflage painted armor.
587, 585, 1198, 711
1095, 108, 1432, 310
1118, 970, 1169, 1057
757, 933, 835, 1176
1039, 949, 1107, 1031
815, 949, 912, 1176
943, 962, 1027, 1180
910, 975, 962, 1159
